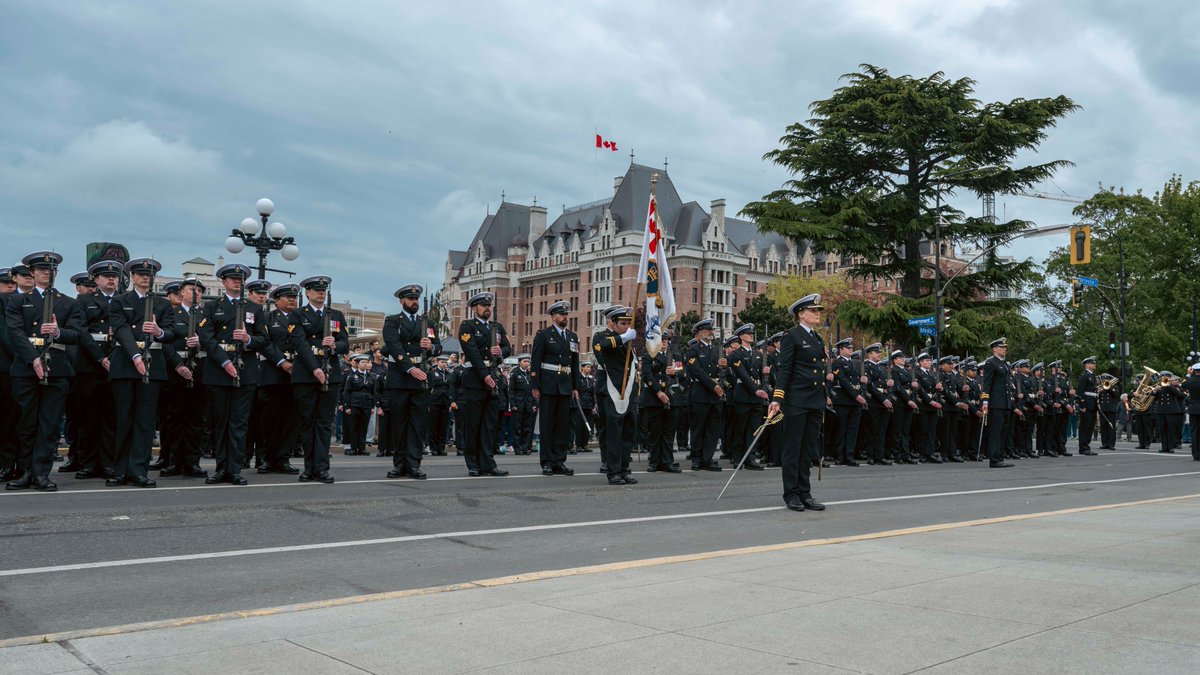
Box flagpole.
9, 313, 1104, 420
619, 172, 656, 400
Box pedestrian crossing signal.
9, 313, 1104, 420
1069, 226, 1092, 265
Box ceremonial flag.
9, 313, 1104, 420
595, 133, 618, 151
636, 190, 676, 357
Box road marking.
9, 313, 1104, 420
2, 470, 1198, 579
1, 492, 1196, 649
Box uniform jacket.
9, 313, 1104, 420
730, 345, 764, 404
108, 289, 174, 382
74, 292, 117, 373
831, 354, 862, 407
914, 367, 940, 412
1182, 375, 1200, 415
197, 295, 270, 387
457, 318, 511, 392
163, 304, 205, 385
342, 369, 377, 409
259, 308, 297, 387
508, 367, 535, 412
684, 339, 723, 405
979, 356, 1012, 409
5, 288, 83, 379
770, 324, 826, 411
382, 310, 442, 390
1077, 369, 1099, 412
531, 324, 581, 396
640, 351, 671, 408
290, 304, 350, 386
429, 366, 451, 403
865, 359, 892, 408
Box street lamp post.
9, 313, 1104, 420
224, 198, 301, 279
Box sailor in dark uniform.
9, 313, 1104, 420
938, 355, 966, 462
531, 300, 581, 476
67, 259, 122, 479
830, 338, 865, 466
428, 356, 452, 455
979, 338, 1014, 468
61, 271, 97, 471
861, 343, 894, 465
768, 294, 827, 512
1183, 364, 1200, 461
640, 336, 681, 473
255, 283, 302, 474
912, 352, 944, 462
342, 354, 377, 456
1075, 356, 1100, 455
243, 278, 273, 470
509, 355, 535, 455
1098, 373, 1120, 450
107, 257, 175, 488
728, 323, 768, 470
1153, 370, 1185, 453
289, 275, 349, 483
575, 362, 597, 453
5, 252, 83, 491
886, 350, 917, 464
382, 283, 441, 479
685, 319, 724, 471
0, 267, 20, 482
455, 291, 511, 477
159, 277, 209, 478
592, 305, 639, 485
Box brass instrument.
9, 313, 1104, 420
1130, 366, 1160, 412
142, 269, 157, 384
39, 266, 57, 386
1099, 375, 1118, 392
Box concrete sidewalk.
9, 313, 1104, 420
6, 497, 1200, 675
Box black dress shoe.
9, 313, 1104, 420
662, 464, 683, 473
205, 473, 227, 484
485, 468, 509, 477
785, 496, 805, 512
148, 459, 164, 471
74, 468, 104, 479
1080, 450, 1098, 456
703, 463, 722, 472
646, 465, 658, 472
32, 477, 57, 491
554, 465, 575, 476
58, 463, 82, 473
276, 463, 300, 475
542, 465, 554, 476
840, 459, 860, 467
298, 472, 313, 482
989, 461, 1014, 468
1059, 451, 1073, 456
607, 475, 626, 485
744, 459, 765, 471
690, 462, 703, 471
0, 468, 13, 482
184, 465, 209, 478
801, 497, 825, 511
159, 465, 182, 477
128, 475, 157, 488
926, 455, 944, 464
105, 476, 127, 487
410, 469, 427, 480
468, 470, 481, 477
6, 473, 33, 490
257, 465, 274, 474
387, 468, 408, 478
228, 473, 248, 486
947, 456, 964, 463
621, 472, 638, 484
316, 472, 335, 484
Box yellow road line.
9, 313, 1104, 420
3, 492, 1197, 649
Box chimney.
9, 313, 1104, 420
614, 175, 624, 194
529, 205, 548, 241
710, 198, 726, 224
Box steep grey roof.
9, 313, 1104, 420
448, 250, 467, 269
725, 216, 793, 261
671, 202, 710, 248
183, 257, 213, 265
608, 164, 685, 233
464, 202, 532, 260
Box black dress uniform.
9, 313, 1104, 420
289, 276, 349, 483
428, 361, 451, 454
685, 324, 724, 471
70, 261, 121, 478
729, 325, 767, 469
456, 292, 511, 476
0, 271, 20, 481
1183, 369, 1200, 461
509, 363, 535, 455
160, 280, 209, 477
862, 348, 893, 464
575, 368, 597, 452
342, 359, 377, 456
1098, 376, 1120, 449
913, 359, 942, 461
640, 351, 679, 471
831, 341, 864, 465
531, 301, 581, 474
5, 254, 83, 491
592, 305, 638, 484
197, 265, 270, 484
770, 294, 828, 512
979, 339, 1013, 467
257, 284, 302, 474
382, 285, 442, 479
1077, 360, 1100, 454
1153, 374, 1185, 453
108, 258, 174, 487
886, 353, 916, 463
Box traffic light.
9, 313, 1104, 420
1069, 225, 1092, 265
1071, 280, 1083, 307
940, 308, 953, 331
1108, 331, 1117, 358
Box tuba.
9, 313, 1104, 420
1130, 366, 1160, 412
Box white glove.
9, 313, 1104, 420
620, 328, 637, 343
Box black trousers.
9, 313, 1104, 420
642, 405, 674, 468
1156, 413, 1177, 452
246, 387, 267, 466
160, 373, 202, 469
730, 402, 761, 461
458, 389, 499, 473
538, 393, 571, 467
940, 411, 961, 458
511, 409, 533, 453
259, 383, 298, 468
388, 388, 429, 470
689, 402, 722, 465
71, 371, 116, 473
767, 413, 783, 465
1191, 414, 1200, 460
1055, 412, 1070, 451
294, 383, 335, 475
1078, 407, 1097, 451
0, 372, 20, 472
1099, 408, 1118, 448
597, 393, 634, 476
571, 405, 590, 449
347, 406, 370, 453
429, 400, 450, 450
834, 405, 862, 462
208, 384, 255, 477
915, 410, 938, 458
886, 406, 913, 458
985, 408, 1010, 463
11, 376, 69, 479
111, 379, 160, 480
674, 404, 690, 452
781, 407, 820, 500
1172, 413, 1185, 449
866, 406, 889, 461
964, 412, 984, 458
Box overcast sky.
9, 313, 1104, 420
2, 1, 1197, 323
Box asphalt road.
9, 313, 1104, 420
1, 441, 1197, 640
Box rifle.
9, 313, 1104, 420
185, 284, 199, 389
141, 269, 157, 384
39, 266, 58, 386
420, 293, 431, 389
321, 286, 333, 392
232, 277, 245, 388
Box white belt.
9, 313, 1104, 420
90, 333, 111, 342
1084, 392, 1098, 398
178, 351, 207, 359
540, 363, 571, 374
217, 343, 239, 352
387, 355, 424, 364
28, 338, 66, 351
311, 346, 327, 356
134, 342, 164, 350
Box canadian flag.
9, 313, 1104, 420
595, 134, 618, 151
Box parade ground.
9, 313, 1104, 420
2, 441, 1198, 674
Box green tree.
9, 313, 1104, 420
743, 64, 1077, 301
736, 293, 790, 338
